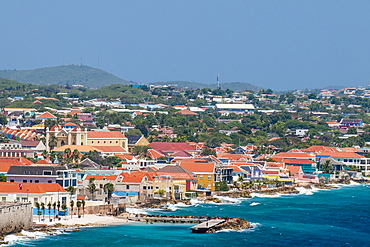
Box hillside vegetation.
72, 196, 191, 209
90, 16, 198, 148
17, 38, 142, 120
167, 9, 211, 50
0, 65, 130, 88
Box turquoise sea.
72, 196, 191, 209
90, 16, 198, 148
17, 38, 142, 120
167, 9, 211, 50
6, 184, 370, 247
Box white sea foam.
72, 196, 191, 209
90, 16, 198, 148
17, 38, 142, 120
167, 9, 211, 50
125, 208, 149, 215
295, 187, 314, 195
250, 202, 260, 206
215, 222, 261, 233
213, 195, 242, 204
2, 230, 51, 246
250, 192, 282, 198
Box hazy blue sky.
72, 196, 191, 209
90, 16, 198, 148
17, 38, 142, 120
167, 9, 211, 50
1, 0, 370, 90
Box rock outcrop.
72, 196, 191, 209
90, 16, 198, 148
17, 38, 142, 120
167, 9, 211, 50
206, 217, 252, 233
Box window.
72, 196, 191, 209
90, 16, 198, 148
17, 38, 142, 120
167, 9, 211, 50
48, 180, 52, 183
35, 180, 39, 183
143, 186, 146, 189
126, 185, 130, 189
23, 180, 27, 183
44, 171, 52, 175
10, 180, 14, 182
208, 176, 212, 180
200, 175, 203, 179
100, 184, 103, 188
344, 159, 348, 162
2, 197, 6, 201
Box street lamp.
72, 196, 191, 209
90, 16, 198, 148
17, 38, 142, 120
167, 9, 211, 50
26, 189, 29, 203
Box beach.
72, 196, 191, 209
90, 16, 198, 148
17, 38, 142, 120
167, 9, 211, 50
32, 213, 132, 227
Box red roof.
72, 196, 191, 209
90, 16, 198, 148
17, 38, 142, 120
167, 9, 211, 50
0, 182, 65, 193
149, 142, 194, 152
180, 162, 215, 173
175, 109, 198, 115
271, 152, 314, 159
37, 112, 57, 119
318, 152, 364, 158
0, 158, 26, 173
273, 158, 316, 164
286, 165, 303, 174
87, 131, 126, 139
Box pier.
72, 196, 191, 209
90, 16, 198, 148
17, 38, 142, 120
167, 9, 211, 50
125, 215, 209, 224
190, 219, 225, 233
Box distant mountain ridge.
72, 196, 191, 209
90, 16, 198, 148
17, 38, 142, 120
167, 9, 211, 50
0, 65, 264, 91
0, 65, 130, 88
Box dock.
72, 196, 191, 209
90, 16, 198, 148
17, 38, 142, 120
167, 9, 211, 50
190, 219, 225, 233
125, 215, 208, 224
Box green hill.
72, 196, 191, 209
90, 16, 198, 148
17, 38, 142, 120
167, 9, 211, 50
0, 65, 130, 88
151, 81, 264, 92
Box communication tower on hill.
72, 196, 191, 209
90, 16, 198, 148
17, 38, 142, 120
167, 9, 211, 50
217, 75, 221, 89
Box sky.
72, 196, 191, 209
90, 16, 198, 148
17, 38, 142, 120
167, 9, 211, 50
1, 0, 370, 90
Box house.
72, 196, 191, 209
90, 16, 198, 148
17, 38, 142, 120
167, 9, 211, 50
156, 165, 198, 199
0, 158, 28, 175
81, 175, 118, 202
179, 161, 216, 190
126, 135, 150, 153
272, 158, 318, 175
20, 140, 47, 153
215, 103, 255, 114
0, 182, 70, 211
6, 166, 78, 188
239, 164, 263, 181
340, 119, 364, 127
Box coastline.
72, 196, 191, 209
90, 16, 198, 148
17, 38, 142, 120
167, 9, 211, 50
1, 181, 368, 246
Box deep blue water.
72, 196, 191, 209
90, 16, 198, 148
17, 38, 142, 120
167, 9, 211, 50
9, 184, 370, 247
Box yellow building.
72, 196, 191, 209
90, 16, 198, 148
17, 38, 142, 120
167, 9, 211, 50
179, 162, 216, 191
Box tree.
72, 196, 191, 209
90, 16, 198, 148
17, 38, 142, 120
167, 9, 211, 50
47, 202, 52, 221
57, 201, 61, 215
87, 179, 98, 200
35, 202, 41, 222
201, 148, 216, 156
70, 200, 74, 218
103, 183, 114, 204
215, 181, 229, 191
52, 202, 57, 217
82, 200, 85, 217
125, 129, 143, 136
40, 202, 45, 221
76, 200, 82, 217
61, 204, 67, 218
132, 145, 150, 156
0, 175, 6, 182
49, 135, 58, 150
321, 160, 334, 174
72, 149, 81, 163
66, 186, 76, 200
50, 151, 57, 163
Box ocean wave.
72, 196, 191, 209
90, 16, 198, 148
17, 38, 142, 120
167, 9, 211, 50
125, 208, 149, 215
213, 195, 242, 204
295, 187, 314, 195
250, 192, 282, 198
250, 202, 260, 206
2, 230, 53, 246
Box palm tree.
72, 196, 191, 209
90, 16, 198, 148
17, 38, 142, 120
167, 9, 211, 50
50, 151, 57, 163
41, 150, 49, 160
87, 183, 98, 200
61, 204, 67, 219
103, 183, 114, 204
49, 135, 58, 150
72, 149, 80, 163
82, 200, 85, 217
76, 200, 82, 217
35, 202, 41, 222
66, 186, 76, 201
57, 153, 64, 164
40, 202, 45, 221
57, 201, 61, 215
70, 200, 74, 218
47, 202, 52, 221
52, 202, 57, 217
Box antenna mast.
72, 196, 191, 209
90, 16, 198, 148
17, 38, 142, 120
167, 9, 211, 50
217, 75, 220, 89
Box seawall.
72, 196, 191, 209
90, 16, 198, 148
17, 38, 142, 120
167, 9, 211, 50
0, 202, 33, 237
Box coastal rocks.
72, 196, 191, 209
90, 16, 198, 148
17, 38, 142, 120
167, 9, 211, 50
205, 217, 252, 233
257, 187, 299, 195
203, 197, 222, 204
214, 191, 252, 198
314, 184, 338, 189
